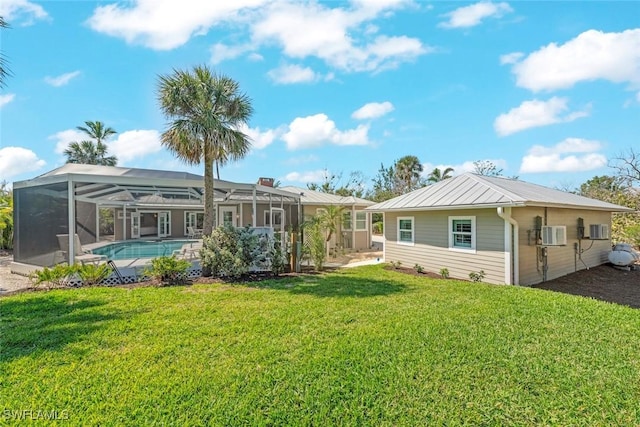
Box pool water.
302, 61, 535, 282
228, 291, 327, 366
92, 240, 197, 261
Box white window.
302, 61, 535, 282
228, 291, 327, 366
449, 216, 476, 252
397, 217, 414, 245
184, 211, 204, 235
355, 211, 367, 231
342, 211, 352, 231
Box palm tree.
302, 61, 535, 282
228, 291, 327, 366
395, 155, 424, 193
64, 140, 117, 166
1, 17, 11, 87
427, 167, 454, 183
157, 65, 253, 236
77, 120, 117, 145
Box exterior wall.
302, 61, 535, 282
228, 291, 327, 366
302, 204, 371, 251
385, 208, 506, 284
513, 207, 612, 286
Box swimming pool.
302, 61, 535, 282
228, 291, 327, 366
91, 240, 197, 261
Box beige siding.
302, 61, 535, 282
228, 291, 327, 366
513, 207, 612, 285
385, 209, 506, 284
302, 204, 370, 251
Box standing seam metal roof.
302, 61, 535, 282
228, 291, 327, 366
367, 173, 632, 211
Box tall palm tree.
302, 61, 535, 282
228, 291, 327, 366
64, 140, 117, 166
395, 155, 424, 193
427, 167, 454, 183
157, 65, 253, 236
77, 120, 117, 145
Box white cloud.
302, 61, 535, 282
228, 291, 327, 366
352, 101, 394, 120
283, 169, 328, 184
0, 0, 48, 25
510, 29, 640, 92
520, 138, 607, 173
282, 113, 370, 150
106, 130, 162, 163
210, 43, 254, 64
0, 94, 16, 108
499, 52, 523, 65
439, 1, 512, 29
50, 129, 88, 154
87, 0, 268, 50
267, 64, 318, 84
44, 70, 81, 87
238, 124, 281, 150
247, 52, 264, 62
0, 147, 45, 179
494, 96, 589, 137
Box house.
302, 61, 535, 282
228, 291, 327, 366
12, 164, 301, 268
367, 173, 633, 285
280, 186, 374, 252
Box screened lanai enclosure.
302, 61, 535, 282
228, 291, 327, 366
12, 164, 301, 267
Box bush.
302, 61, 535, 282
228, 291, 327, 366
469, 270, 485, 282
30, 264, 76, 289
201, 225, 272, 279
372, 221, 383, 235
305, 221, 326, 272
144, 256, 191, 286
440, 268, 450, 279
390, 260, 402, 269
269, 235, 287, 276
76, 263, 112, 286
414, 264, 424, 274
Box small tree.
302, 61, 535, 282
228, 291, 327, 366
304, 218, 326, 272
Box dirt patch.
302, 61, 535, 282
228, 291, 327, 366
532, 264, 640, 308
384, 265, 443, 280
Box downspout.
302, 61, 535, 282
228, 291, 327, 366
497, 207, 519, 285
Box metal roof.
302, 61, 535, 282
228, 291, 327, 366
15, 164, 300, 207
367, 173, 633, 212
280, 186, 374, 207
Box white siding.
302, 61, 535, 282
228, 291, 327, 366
513, 207, 612, 285
385, 209, 506, 284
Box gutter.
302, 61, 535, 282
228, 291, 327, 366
497, 207, 519, 285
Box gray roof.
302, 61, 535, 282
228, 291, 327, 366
281, 186, 374, 207
367, 173, 633, 212
37, 163, 206, 182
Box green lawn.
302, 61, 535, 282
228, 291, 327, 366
2, 265, 640, 425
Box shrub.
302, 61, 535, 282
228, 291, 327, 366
269, 235, 287, 276
144, 256, 191, 286
372, 221, 383, 235
30, 264, 76, 289
201, 225, 268, 279
414, 264, 424, 274
76, 263, 112, 286
305, 220, 326, 272
440, 268, 450, 279
469, 270, 486, 282
390, 260, 402, 269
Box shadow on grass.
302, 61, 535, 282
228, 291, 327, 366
0, 294, 124, 362
242, 269, 410, 298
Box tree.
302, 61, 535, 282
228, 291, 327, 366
0, 182, 13, 249
367, 162, 399, 202
157, 65, 253, 237
64, 140, 117, 166
612, 148, 640, 185
427, 167, 454, 183
472, 160, 503, 177
395, 155, 424, 193
64, 120, 118, 166
0, 17, 11, 87
307, 169, 366, 198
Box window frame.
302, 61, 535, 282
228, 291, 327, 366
342, 211, 352, 231
184, 211, 204, 236
397, 216, 414, 246
448, 216, 476, 253
355, 211, 367, 231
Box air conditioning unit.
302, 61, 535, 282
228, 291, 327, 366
541, 225, 567, 246
589, 224, 609, 240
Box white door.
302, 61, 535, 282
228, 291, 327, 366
270, 208, 285, 232
131, 213, 140, 239
158, 212, 170, 237
220, 206, 237, 227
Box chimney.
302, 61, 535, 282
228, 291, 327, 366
258, 177, 274, 187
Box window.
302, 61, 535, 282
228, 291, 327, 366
449, 216, 475, 251
355, 211, 367, 231
184, 211, 204, 235
397, 217, 414, 245
342, 211, 352, 231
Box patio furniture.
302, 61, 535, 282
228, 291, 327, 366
173, 241, 203, 261
56, 234, 108, 265
187, 226, 203, 239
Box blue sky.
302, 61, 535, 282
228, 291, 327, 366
1, 1, 638, 191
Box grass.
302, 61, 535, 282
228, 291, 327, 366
2, 264, 640, 425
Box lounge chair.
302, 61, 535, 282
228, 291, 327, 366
172, 241, 203, 261
56, 234, 108, 265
